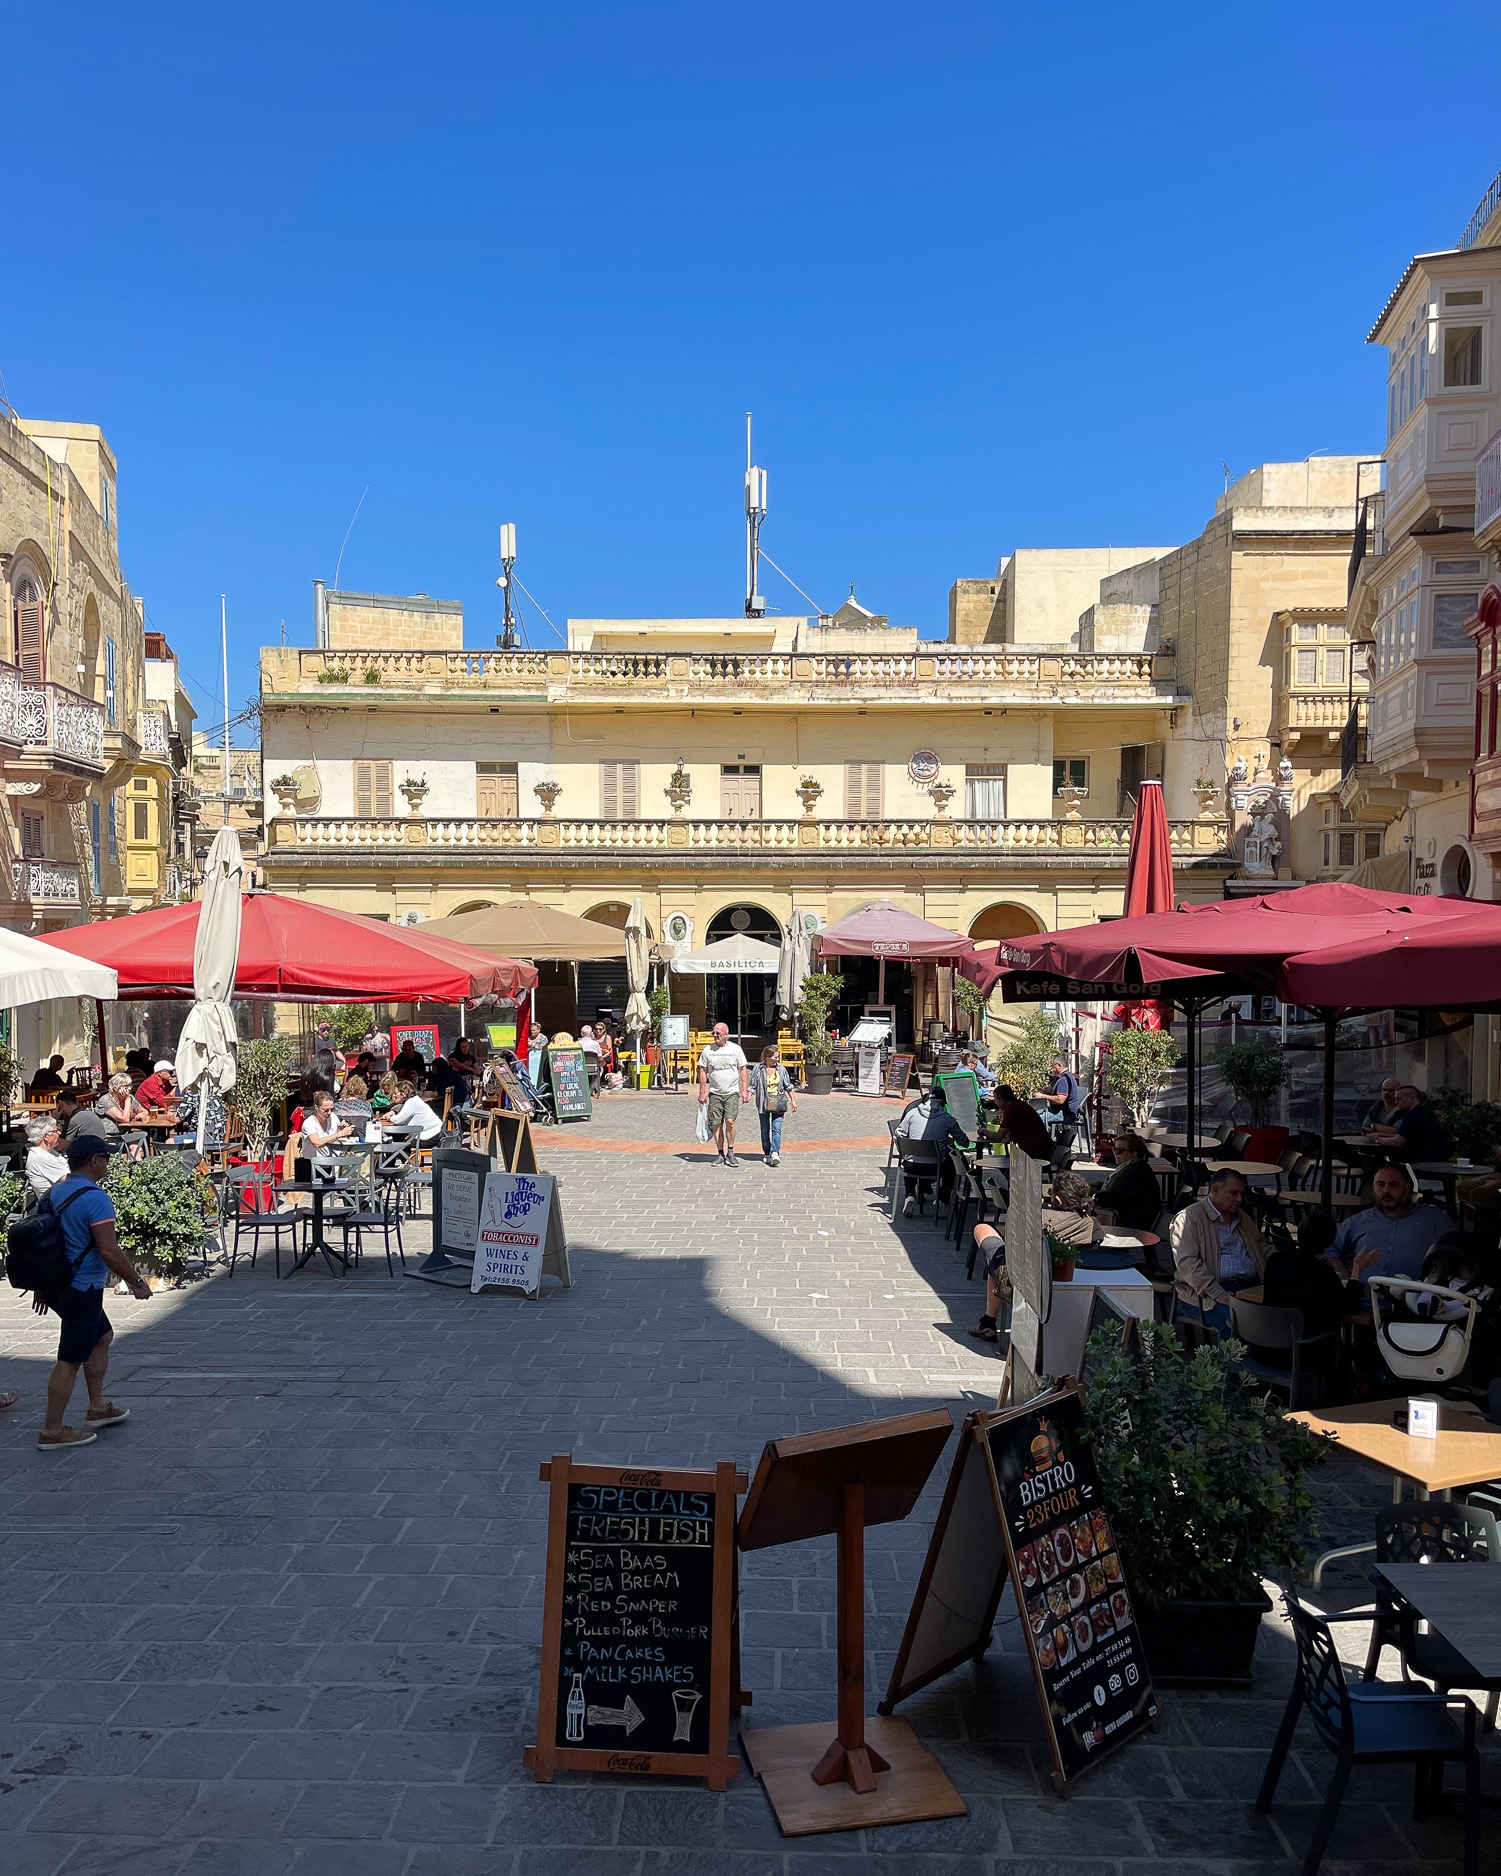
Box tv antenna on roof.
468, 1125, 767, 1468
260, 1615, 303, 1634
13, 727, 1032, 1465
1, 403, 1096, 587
496, 522, 519, 649
744, 413, 767, 617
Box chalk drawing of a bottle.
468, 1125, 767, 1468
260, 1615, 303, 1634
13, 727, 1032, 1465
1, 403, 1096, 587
566, 1673, 586, 1743
671, 1687, 702, 1743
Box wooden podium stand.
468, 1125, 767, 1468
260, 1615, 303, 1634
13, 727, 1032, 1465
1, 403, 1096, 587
736, 1408, 966, 1835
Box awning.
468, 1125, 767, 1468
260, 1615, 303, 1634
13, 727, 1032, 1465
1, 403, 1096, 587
669, 937, 781, 975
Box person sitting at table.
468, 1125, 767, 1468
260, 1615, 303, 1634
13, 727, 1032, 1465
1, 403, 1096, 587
992, 1084, 1053, 1164
123, 1046, 153, 1083
428, 1052, 469, 1108
369, 1070, 400, 1114
1358, 1077, 1402, 1132
958, 1049, 996, 1092
24, 1116, 69, 1199
54, 1088, 110, 1151
1262, 1212, 1361, 1345
1363, 1083, 1447, 1163
895, 1082, 970, 1217
1092, 1131, 1161, 1230
1327, 1162, 1448, 1285
385, 1079, 444, 1146
134, 1061, 177, 1112
392, 1037, 426, 1079
450, 1037, 477, 1077
95, 1073, 150, 1158
353, 1051, 378, 1084
968, 1221, 1011, 1341
1170, 1168, 1270, 1334
362, 1022, 390, 1058
1049, 1169, 1096, 1218
175, 1084, 227, 1152
27, 1054, 67, 1096
334, 1074, 373, 1128
302, 1089, 353, 1178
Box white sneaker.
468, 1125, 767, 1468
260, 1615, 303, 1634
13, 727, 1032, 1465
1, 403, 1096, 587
903, 1196, 917, 1217
770, 1152, 780, 1166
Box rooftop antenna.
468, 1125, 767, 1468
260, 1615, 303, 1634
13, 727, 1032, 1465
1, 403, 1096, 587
744, 412, 767, 617
496, 523, 519, 649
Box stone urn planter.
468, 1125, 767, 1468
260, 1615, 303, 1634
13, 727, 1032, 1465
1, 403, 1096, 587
664, 765, 692, 816
269, 776, 300, 814
929, 780, 956, 817
796, 777, 824, 817
399, 776, 429, 815
533, 781, 562, 815
1056, 783, 1088, 821
1192, 780, 1222, 820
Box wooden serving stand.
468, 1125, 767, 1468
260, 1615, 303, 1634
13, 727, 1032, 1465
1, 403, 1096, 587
736, 1408, 965, 1835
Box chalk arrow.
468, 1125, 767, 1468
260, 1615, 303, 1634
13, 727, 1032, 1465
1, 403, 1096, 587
586, 1695, 644, 1735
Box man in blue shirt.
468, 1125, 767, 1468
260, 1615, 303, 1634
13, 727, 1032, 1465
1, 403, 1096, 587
1036, 1054, 1081, 1172
1328, 1163, 1449, 1285
36, 1135, 151, 1454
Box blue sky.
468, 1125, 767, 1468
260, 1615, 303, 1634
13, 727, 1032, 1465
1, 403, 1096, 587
5, 3, 1500, 728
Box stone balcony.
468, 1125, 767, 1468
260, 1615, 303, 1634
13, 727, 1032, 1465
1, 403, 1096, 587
11, 857, 84, 910
1278, 687, 1367, 749
260, 645, 1183, 709
0, 669, 108, 799
266, 812, 1232, 872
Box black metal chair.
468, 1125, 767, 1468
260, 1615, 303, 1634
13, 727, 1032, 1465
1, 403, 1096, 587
1257, 1592, 1481, 1876
339, 1175, 408, 1277
1362, 1503, 1501, 1731
891, 1140, 942, 1219
1227, 1297, 1337, 1410
224, 1166, 303, 1279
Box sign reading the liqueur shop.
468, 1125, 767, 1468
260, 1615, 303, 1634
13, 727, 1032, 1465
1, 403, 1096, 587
471, 1171, 570, 1296
987, 1388, 1156, 1791
526, 1459, 746, 1789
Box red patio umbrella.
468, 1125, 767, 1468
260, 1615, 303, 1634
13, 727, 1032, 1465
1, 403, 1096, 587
815, 899, 973, 961
1123, 779, 1174, 917
40, 892, 536, 1003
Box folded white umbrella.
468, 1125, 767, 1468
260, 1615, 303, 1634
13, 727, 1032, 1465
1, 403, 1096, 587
0, 925, 115, 1006
175, 825, 244, 1151
623, 897, 651, 1046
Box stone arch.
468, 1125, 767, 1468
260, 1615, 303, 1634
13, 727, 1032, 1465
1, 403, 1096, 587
967, 901, 1047, 941
704, 900, 782, 944
448, 898, 500, 916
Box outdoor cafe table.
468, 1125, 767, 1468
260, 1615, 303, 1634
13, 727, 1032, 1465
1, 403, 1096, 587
275, 1178, 353, 1277
1290, 1399, 1501, 1500
1154, 1132, 1221, 1151
1275, 1190, 1368, 1210
1409, 1160, 1486, 1214
1204, 1158, 1282, 1180
1376, 1562, 1501, 1683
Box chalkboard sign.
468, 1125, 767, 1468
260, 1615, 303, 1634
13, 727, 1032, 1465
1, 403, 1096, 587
543, 1044, 592, 1122
933, 1069, 980, 1138
492, 1063, 534, 1116
987, 1388, 1156, 1791
526, 1458, 746, 1789
882, 1389, 1156, 1796
883, 1052, 915, 1098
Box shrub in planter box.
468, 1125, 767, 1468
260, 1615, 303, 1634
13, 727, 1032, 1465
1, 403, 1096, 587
1078, 1320, 1332, 1685
104, 1154, 217, 1281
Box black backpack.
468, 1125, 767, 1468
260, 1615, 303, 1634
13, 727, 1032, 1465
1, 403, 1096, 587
5, 1186, 92, 1299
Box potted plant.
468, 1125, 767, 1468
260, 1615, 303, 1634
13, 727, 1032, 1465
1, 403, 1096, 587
1045, 1226, 1077, 1283
952, 975, 988, 1041
234, 1034, 299, 1164
1427, 1089, 1499, 1166
797, 971, 843, 1094
1102, 1027, 1179, 1128
0, 1039, 23, 1112
104, 1154, 217, 1284
995, 1007, 1064, 1096
1217, 1036, 1290, 1161
1079, 1320, 1332, 1685
646, 985, 671, 1065
0, 1168, 25, 1223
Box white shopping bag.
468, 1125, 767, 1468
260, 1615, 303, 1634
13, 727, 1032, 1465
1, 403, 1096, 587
695, 1102, 711, 1144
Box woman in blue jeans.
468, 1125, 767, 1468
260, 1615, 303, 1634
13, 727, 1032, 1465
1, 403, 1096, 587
750, 1045, 798, 1167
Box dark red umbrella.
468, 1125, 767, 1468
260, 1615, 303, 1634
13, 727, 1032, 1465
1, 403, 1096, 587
1123, 779, 1174, 917
40, 892, 536, 1003
815, 898, 972, 961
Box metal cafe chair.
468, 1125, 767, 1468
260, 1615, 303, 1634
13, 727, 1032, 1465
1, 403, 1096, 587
339, 1175, 409, 1277
1257, 1591, 1482, 1876
890, 1139, 942, 1220
1362, 1502, 1501, 1732
1227, 1297, 1336, 1411
223, 1165, 303, 1279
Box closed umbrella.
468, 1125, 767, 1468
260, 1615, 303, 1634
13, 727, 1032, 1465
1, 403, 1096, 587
175, 825, 244, 1153
624, 897, 651, 1068
1123, 779, 1174, 917
777, 911, 812, 1019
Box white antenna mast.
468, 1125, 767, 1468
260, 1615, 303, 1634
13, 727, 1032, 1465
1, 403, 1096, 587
496, 522, 519, 649
744, 412, 767, 617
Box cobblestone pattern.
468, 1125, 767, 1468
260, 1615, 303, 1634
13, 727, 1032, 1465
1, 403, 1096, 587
0, 1098, 1495, 1873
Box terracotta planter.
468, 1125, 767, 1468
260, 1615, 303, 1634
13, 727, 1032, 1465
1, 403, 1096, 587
1241, 1126, 1289, 1164
1052, 1260, 1075, 1283
1137, 1589, 1273, 1688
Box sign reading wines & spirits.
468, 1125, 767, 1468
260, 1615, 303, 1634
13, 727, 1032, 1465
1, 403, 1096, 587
526, 1458, 745, 1788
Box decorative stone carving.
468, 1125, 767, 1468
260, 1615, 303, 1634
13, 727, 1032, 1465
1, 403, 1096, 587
1229, 755, 1248, 784
1056, 783, 1088, 822
664, 764, 692, 816
399, 775, 429, 815
795, 776, 824, 817
929, 780, 956, 817
1191, 780, 1222, 820
534, 780, 563, 816
1276, 754, 1294, 785
1229, 784, 1292, 879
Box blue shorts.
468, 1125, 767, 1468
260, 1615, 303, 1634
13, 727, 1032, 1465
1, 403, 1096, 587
54, 1286, 112, 1365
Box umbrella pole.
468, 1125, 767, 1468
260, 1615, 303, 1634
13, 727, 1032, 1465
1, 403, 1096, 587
95, 999, 110, 1084
1321, 1012, 1337, 1218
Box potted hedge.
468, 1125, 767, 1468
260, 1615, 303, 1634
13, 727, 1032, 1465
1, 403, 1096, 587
797, 972, 843, 1094
1102, 1027, 1179, 1128
104, 1153, 217, 1284
1217, 1037, 1290, 1163
1079, 1320, 1331, 1685
1045, 1225, 1077, 1284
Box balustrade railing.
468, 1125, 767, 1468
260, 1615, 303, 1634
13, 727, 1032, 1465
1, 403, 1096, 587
14, 679, 107, 767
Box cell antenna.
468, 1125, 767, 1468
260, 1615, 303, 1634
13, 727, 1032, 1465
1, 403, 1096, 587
497, 522, 519, 649
744, 412, 767, 617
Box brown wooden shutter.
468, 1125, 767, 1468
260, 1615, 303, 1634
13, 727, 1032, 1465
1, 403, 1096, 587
600, 761, 618, 819
620, 760, 638, 819
355, 760, 392, 818
844, 761, 881, 819
15, 600, 44, 680
373, 761, 392, 816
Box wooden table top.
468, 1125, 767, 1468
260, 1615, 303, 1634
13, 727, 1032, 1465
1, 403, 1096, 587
1276, 1190, 1367, 1209
1205, 1159, 1281, 1178
1153, 1133, 1222, 1150
1290, 1399, 1501, 1493
1376, 1563, 1501, 1682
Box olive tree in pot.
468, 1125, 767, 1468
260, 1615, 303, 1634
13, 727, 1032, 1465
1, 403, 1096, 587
1079, 1321, 1332, 1686
235, 1034, 299, 1163
1217, 1037, 1290, 1161
797, 972, 843, 1093
1102, 1028, 1179, 1128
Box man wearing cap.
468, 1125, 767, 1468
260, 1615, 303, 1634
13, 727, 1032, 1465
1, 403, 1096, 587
134, 1060, 177, 1111
35, 1135, 151, 1454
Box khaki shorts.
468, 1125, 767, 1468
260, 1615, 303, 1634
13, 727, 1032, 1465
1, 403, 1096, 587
707, 1090, 741, 1128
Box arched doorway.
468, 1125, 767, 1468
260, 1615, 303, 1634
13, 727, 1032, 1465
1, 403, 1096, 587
968, 902, 1046, 941
704, 902, 780, 1043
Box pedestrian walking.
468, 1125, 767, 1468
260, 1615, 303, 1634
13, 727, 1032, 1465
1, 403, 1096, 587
697, 1022, 749, 1167
33, 1135, 151, 1453
750, 1044, 798, 1166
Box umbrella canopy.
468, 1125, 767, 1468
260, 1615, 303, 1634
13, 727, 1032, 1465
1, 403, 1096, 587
670, 936, 781, 975
420, 900, 628, 961
623, 897, 651, 1041
815, 898, 971, 962
176, 825, 244, 1151
1279, 898, 1501, 1011
1123, 779, 1174, 917
0, 924, 116, 1006
776, 911, 813, 1017
40, 892, 535, 1003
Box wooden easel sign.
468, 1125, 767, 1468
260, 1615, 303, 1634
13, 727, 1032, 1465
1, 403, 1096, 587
525, 1459, 745, 1788
882, 1390, 1156, 1796
883, 1052, 915, 1098
493, 1109, 539, 1174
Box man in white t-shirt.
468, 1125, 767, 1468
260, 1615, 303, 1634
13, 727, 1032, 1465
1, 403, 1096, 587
697, 1022, 750, 1168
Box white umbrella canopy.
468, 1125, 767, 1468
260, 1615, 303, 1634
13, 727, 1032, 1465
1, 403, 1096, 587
175, 825, 244, 1151
776, 912, 812, 1018
0, 925, 115, 1006
671, 936, 781, 975
623, 897, 651, 1045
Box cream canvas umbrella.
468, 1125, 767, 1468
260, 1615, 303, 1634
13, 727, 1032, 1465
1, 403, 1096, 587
623, 897, 651, 1063
776, 911, 812, 1020
174, 825, 244, 1152
0, 926, 115, 1006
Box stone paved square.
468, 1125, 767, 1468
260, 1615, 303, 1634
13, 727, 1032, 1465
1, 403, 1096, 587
2, 1092, 1496, 1873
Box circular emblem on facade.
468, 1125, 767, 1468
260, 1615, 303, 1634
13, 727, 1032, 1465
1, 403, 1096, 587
730, 909, 752, 931
908, 749, 940, 784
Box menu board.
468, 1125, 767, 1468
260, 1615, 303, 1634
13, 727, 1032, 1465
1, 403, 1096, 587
391, 1022, 439, 1067
661, 1013, 690, 1049
933, 1069, 980, 1138
883, 1053, 915, 1097
986, 1389, 1155, 1790
544, 1044, 592, 1121
526, 1458, 745, 1789
492, 1063, 534, 1116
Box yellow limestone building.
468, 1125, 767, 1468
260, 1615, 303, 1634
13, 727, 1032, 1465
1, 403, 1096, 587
258, 587, 1236, 1041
